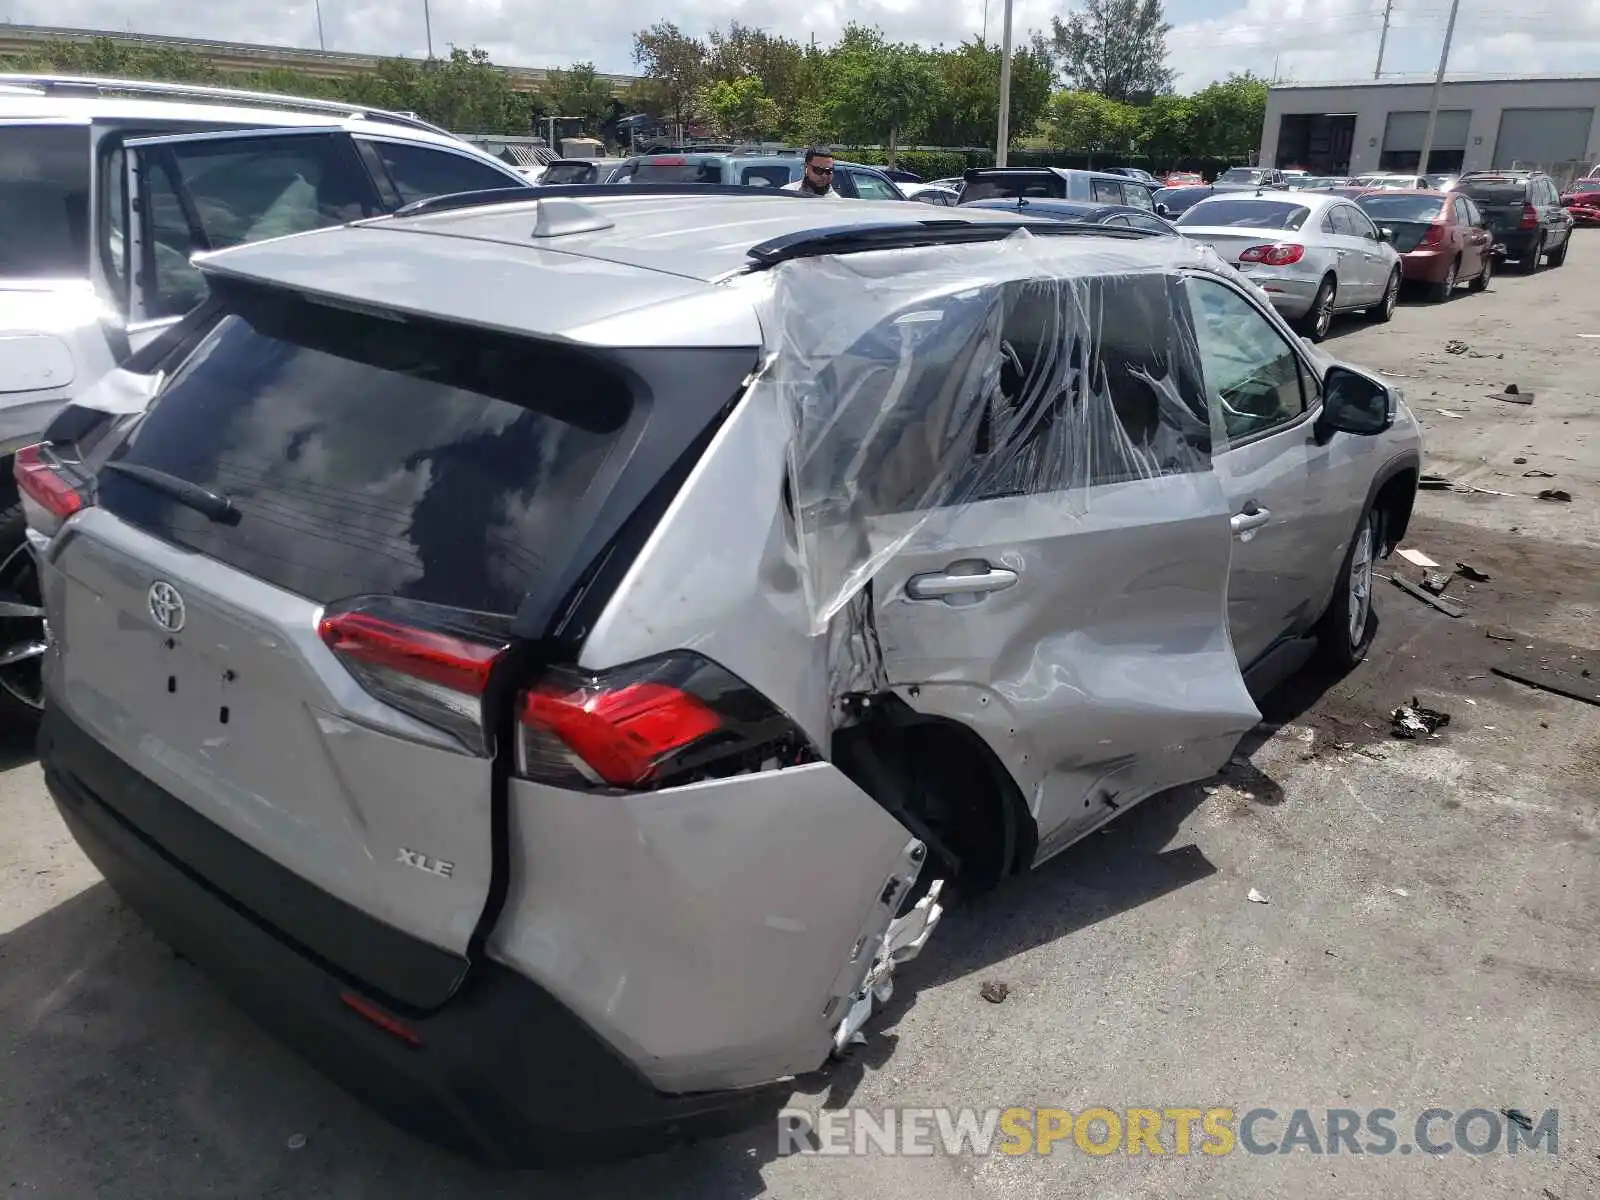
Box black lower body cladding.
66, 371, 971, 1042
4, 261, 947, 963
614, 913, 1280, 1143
38, 705, 787, 1166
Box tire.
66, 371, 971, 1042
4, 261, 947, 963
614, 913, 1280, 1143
1469, 252, 1493, 292
1519, 236, 1544, 273
1298, 276, 1336, 342
1315, 503, 1381, 671
1546, 235, 1568, 267
0, 502, 45, 728
1367, 268, 1401, 322
1428, 257, 1459, 302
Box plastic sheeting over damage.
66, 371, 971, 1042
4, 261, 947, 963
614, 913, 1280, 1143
752, 228, 1236, 635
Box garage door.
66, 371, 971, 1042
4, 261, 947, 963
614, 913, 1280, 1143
1493, 108, 1594, 168
1383, 110, 1470, 152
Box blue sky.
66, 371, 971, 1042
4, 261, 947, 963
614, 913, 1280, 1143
3, 0, 1596, 91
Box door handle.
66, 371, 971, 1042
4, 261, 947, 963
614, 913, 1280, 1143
905, 562, 1019, 601
1230, 504, 1272, 537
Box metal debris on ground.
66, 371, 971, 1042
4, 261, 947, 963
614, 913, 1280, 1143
1418, 473, 1451, 490
1390, 700, 1450, 740
1457, 483, 1517, 497
1420, 570, 1452, 595
1445, 339, 1470, 354
1513, 456, 1527, 464
1246, 888, 1270, 904
1392, 888, 1410, 898
1455, 562, 1490, 582
1537, 489, 1573, 502
1433, 408, 1465, 419
1494, 383, 1534, 405
1523, 468, 1556, 478
979, 980, 1010, 1004
1390, 574, 1466, 617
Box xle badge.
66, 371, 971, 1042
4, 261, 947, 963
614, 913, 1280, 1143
397, 848, 454, 878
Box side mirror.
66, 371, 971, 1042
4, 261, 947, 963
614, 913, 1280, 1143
1316, 366, 1393, 443
1377, 227, 1394, 243
1156, 202, 1171, 218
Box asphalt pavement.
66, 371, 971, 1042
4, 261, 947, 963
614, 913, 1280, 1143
2, 233, 1597, 1199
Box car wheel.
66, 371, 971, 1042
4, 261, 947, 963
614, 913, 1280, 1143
1469, 252, 1493, 292
1521, 236, 1544, 273
1369, 269, 1401, 321
1428, 257, 1458, 302
0, 503, 45, 727
1299, 277, 1336, 342
1546, 235, 1569, 267
1316, 504, 1381, 670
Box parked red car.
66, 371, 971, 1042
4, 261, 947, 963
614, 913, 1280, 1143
1355, 189, 1495, 300
1164, 171, 1203, 186
1559, 178, 1600, 226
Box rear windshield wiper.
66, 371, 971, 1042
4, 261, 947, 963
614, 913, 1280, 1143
102, 462, 241, 526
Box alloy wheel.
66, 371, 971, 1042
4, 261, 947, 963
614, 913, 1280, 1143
1347, 519, 1375, 649
1314, 288, 1334, 338
0, 540, 45, 712
1383, 272, 1399, 317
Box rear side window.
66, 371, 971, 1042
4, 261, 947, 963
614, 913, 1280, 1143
539, 161, 598, 185
849, 171, 901, 200
632, 158, 726, 183
740, 164, 793, 188
0, 124, 90, 279
98, 288, 632, 614
370, 140, 526, 204
1459, 177, 1528, 204
1091, 178, 1124, 203
961, 172, 1066, 202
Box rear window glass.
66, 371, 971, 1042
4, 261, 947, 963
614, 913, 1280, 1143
1356, 194, 1445, 221
0, 124, 90, 279
540, 161, 597, 184
98, 288, 632, 614
1458, 178, 1528, 202
740, 163, 793, 188
961, 172, 1067, 202
631, 158, 725, 183
1217, 168, 1266, 183
1176, 200, 1310, 230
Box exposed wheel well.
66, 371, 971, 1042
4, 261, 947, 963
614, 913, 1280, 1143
1374, 467, 1417, 554
0, 458, 18, 513
832, 695, 1036, 897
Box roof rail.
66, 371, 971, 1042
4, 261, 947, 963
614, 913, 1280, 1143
745, 218, 1156, 267
389, 181, 806, 219
0, 73, 451, 136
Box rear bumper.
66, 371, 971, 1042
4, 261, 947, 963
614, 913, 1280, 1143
1236, 269, 1319, 317
38, 704, 786, 1166
1398, 249, 1452, 282
1494, 230, 1540, 258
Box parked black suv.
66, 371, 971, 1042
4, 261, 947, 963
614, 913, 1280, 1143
1454, 170, 1574, 271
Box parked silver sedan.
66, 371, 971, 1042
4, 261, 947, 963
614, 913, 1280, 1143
1175, 191, 1403, 341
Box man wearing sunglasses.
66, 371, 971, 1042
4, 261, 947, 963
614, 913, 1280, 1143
783, 146, 841, 197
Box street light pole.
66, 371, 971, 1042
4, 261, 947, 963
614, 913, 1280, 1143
315, 0, 326, 51
423, 0, 434, 59
1415, 0, 1461, 177
1373, 0, 1394, 78
995, 0, 1014, 166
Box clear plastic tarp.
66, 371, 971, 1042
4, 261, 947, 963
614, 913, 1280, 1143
752, 228, 1235, 634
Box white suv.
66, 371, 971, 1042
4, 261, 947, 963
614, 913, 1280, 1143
0, 75, 533, 718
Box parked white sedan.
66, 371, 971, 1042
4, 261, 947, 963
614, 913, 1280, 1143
1175, 191, 1403, 341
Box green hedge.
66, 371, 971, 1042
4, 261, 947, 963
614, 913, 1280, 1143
839, 147, 1241, 182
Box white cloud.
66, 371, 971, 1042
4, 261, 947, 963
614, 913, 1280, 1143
2, 0, 1596, 91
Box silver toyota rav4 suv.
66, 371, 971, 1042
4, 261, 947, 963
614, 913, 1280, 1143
0, 74, 533, 719
24, 187, 1421, 1164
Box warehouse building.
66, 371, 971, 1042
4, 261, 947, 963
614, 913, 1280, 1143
1259, 76, 1600, 182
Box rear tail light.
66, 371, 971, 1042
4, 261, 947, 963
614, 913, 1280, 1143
14, 443, 85, 520
318, 599, 511, 754
1237, 243, 1304, 266
1518, 203, 1539, 229
1418, 223, 1446, 248
517, 652, 818, 790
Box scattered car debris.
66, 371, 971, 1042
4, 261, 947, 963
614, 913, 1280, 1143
1502, 1109, 1535, 1132
1513, 456, 1527, 464
1418, 473, 1452, 490
1523, 468, 1556, 478
1444, 339, 1470, 354
1537, 489, 1572, 502
1486, 628, 1519, 641
1390, 574, 1466, 617
1433, 408, 1465, 419
1392, 888, 1410, 898
1390, 701, 1450, 739
1420, 570, 1452, 595
1489, 636, 1598, 707
1397, 547, 1439, 568
1493, 384, 1533, 405
979, 980, 1010, 1004
1455, 562, 1490, 582
1247, 888, 1270, 904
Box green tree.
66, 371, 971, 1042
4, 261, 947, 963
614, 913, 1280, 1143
632, 21, 706, 132
1047, 89, 1140, 153
826, 25, 942, 165
699, 75, 779, 140
1050, 0, 1174, 104
927, 34, 1054, 146
545, 62, 616, 134
1137, 93, 1193, 164
1184, 71, 1268, 158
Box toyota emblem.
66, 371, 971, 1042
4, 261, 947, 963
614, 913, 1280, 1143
148, 581, 186, 633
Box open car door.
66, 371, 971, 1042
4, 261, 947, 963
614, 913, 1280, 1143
121, 127, 381, 350
782, 258, 1262, 868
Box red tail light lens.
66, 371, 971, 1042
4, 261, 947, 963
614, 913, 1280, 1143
1518, 203, 1539, 230
1238, 243, 1304, 266
319, 599, 511, 754
1418, 223, 1446, 248
517, 653, 818, 790
14, 443, 84, 520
